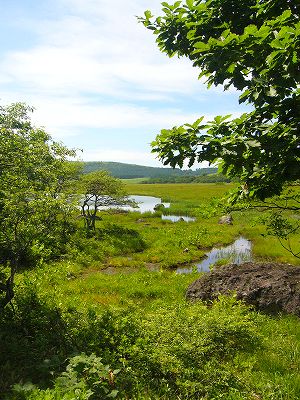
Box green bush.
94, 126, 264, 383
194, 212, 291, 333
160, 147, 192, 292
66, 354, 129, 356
0, 287, 75, 394
96, 223, 146, 254
3, 278, 299, 400
12, 353, 119, 400
122, 297, 261, 399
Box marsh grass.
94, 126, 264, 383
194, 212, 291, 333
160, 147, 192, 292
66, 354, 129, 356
2, 183, 300, 399
125, 182, 235, 202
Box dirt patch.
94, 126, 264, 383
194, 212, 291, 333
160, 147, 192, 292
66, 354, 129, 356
186, 262, 300, 316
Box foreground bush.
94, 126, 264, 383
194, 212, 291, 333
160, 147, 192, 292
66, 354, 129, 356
122, 297, 261, 399
13, 354, 119, 400
1, 284, 266, 399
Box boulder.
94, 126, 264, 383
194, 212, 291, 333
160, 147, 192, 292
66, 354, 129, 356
154, 203, 165, 211
186, 262, 300, 316
218, 215, 233, 225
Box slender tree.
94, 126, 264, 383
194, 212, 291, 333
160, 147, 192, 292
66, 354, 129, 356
79, 171, 132, 233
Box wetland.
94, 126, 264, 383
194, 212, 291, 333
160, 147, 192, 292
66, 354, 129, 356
2, 182, 300, 400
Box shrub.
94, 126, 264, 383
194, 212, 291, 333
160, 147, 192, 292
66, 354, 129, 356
12, 353, 119, 400
123, 297, 261, 398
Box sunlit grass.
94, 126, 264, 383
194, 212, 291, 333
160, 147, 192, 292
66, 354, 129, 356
121, 184, 300, 265
21, 261, 198, 311
125, 182, 235, 202
121, 177, 149, 183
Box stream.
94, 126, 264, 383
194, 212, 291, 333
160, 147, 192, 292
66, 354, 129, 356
98, 196, 252, 273
176, 237, 253, 273
101, 236, 253, 275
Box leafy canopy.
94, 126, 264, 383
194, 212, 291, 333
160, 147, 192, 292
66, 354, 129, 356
0, 103, 78, 308
141, 0, 300, 201
79, 171, 132, 233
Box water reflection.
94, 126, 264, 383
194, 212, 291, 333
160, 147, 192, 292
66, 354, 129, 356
98, 195, 195, 222
127, 196, 196, 222
162, 215, 196, 222
176, 237, 252, 274
126, 195, 170, 213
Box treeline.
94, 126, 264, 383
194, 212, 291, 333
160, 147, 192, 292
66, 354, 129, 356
82, 161, 218, 179
142, 173, 234, 184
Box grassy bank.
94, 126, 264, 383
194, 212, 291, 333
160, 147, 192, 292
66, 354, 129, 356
125, 182, 235, 202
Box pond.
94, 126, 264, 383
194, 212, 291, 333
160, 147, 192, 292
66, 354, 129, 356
101, 237, 253, 275
126, 195, 170, 213
84, 195, 195, 222
176, 237, 253, 274
124, 195, 195, 222
161, 215, 196, 222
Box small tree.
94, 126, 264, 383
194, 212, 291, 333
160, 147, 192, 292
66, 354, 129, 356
79, 171, 132, 233
0, 103, 79, 309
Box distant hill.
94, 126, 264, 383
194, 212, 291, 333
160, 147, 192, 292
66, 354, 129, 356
82, 161, 217, 179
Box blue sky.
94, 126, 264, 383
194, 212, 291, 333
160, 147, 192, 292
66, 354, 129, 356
0, 0, 249, 167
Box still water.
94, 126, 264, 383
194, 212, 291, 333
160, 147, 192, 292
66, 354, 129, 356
124, 195, 195, 222
176, 237, 253, 273
161, 215, 196, 222
126, 195, 170, 213
101, 237, 253, 275
86, 194, 195, 222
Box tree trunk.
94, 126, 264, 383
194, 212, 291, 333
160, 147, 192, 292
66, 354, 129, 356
0, 260, 17, 310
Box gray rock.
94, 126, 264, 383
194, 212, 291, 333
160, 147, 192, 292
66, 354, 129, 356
218, 215, 233, 225
186, 262, 300, 316
154, 203, 165, 211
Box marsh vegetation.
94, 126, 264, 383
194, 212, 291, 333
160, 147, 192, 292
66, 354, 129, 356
1, 178, 300, 399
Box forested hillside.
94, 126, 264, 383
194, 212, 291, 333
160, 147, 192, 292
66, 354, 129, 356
82, 161, 217, 179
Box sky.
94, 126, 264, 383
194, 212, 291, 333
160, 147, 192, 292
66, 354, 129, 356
0, 0, 249, 168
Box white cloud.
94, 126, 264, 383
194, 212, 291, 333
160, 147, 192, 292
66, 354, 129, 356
1, 48, 200, 98
30, 97, 204, 136
1, 89, 242, 143
0, 0, 205, 99
0, 0, 245, 164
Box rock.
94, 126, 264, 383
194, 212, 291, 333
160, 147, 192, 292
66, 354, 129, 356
218, 215, 233, 225
110, 208, 128, 214
186, 262, 300, 316
154, 203, 165, 211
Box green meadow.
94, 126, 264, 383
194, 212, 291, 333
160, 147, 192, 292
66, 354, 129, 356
2, 183, 300, 400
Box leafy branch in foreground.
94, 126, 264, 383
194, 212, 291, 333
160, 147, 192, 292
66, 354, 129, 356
140, 0, 299, 257
228, 185, 300, 258
140, 0, 299, 200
